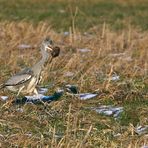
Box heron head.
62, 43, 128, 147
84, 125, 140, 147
42, 37, 54, 52
42, 38, 60, 60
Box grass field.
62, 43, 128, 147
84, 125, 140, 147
0, 0, 148, 147
0, 0, 148, 31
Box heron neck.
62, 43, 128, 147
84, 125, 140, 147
31, 45, 49, 74
40, 45, 49, 66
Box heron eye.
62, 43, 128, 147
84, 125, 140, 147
44, 37, 50, 41
43, 37, 53, 45
49, 40, 53, 45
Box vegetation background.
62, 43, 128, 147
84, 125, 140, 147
0, 0, 147, 147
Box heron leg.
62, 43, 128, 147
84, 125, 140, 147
34, 88, 38, 95
27, 77, 38, 95
17, 86, 25, 96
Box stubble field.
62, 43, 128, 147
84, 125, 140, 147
0, 0, 148, 147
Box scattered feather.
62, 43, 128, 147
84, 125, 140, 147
65, 84, 78, 94
16, 108, 24, 113
77, 93, 98, 100
135, 125, 148, 135
109, 53, 126, 57
63, 32, 69, 36
77, 48, 91, 53
113, 133, 121, 137
18, 44, 33, 49
141, 146, 148, 148
14, 89, 64, 104
64, 72, 74, 77
38, 88, 48, 94
92, 105, 123, 118
111, 75, 120, 81
0, 96, 9, 101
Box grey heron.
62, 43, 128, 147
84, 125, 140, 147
0, 38, 60, 95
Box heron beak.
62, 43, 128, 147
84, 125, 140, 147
46, 46, 53, 51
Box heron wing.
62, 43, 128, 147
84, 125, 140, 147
5, 68, 33, 86
17, 68, 33, 75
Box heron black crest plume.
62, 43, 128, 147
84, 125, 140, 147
43, 37, 53, 45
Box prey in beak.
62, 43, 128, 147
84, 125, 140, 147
51, 46, 60, 58
48, 46, 60, 63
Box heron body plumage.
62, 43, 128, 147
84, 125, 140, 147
0, 38, 60, 95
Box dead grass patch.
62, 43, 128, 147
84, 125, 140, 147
0, 21, 147, 147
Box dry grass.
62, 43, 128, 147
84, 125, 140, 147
0, 22, 148, 147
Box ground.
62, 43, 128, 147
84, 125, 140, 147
0, 0, 148, 147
